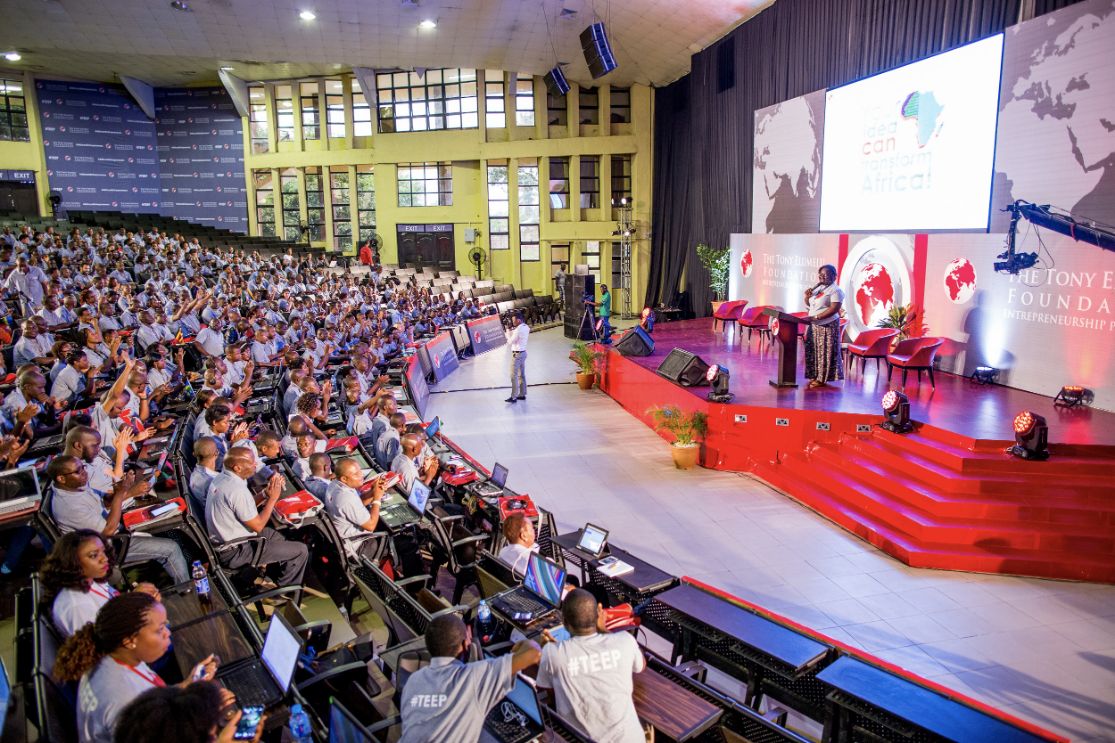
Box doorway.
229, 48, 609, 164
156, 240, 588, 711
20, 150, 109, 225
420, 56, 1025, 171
397, 223, 455, 271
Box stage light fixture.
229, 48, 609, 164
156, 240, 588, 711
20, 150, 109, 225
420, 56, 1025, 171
1009, 411, 1049, 460
1053, 385, 1092, 408
419, 18, 437, 29
880, 390, 913, 433
706, 364, 733, 403
299, 9, 317, 20
4, 52, 21, 62
970, 366, 998, 385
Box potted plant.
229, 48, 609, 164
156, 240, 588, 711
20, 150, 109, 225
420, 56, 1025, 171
647, 405, 708, 470
877, 303, 926, 343
571, 341, 602, 390
696, 242, 731, 312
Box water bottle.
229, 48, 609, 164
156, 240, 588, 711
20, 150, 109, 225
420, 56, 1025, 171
477, 599, 494, 645
288, 703, 314, 743
191, 561, 211, 606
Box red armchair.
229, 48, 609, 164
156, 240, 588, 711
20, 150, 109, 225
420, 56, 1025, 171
738, 305, 780, 343
712, 299, 749, 332
846, 328, 899, 374
887, 337, 944, 387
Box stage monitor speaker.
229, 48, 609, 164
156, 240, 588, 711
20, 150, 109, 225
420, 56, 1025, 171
615, 326, 654, 357
656, 348, 710, 387
543, 66, 570, 97
580, 22, 617, 79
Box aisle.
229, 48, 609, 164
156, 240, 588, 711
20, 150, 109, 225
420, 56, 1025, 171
425, 327, 1115, 743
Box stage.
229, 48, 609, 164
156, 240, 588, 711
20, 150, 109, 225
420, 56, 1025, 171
597, 319, 1115, 583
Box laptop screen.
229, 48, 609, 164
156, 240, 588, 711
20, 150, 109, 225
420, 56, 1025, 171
507, 675, 542, 726
261, 612, 303, 693
490, 462, 508, 489
0, 467, 40, 505
577, 523, 608, 555
424, 416, 440, 439
523, 553, 566, 607
408, 480, 431, 513
0, 655, 10, 733
329, 698, 373, 743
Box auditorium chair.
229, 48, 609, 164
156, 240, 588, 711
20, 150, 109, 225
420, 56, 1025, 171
711, 299, 748, 332
886, 337, 944, 387
845, 328, 899, 374
738, 305, 780, 343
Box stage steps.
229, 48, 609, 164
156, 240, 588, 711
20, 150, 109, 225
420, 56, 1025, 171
757, 426, 1115, 583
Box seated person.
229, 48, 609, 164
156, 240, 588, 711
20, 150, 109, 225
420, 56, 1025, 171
399, 613, 541, 743
40, 529, 159, 637
497, 513, 538, 575
290, 430, 321, 480
204, 447, 308, 587
13, 318, 53, 366
54, 592, 219, 743
391, 433, 439, 493
322, 458, 387, 560
536, 589, 646, 743
47, 455, 190, 584
188, 436, 220, 511
114, 680, 263, 743
374, 411, 406, 471
302, 452, 333, 499
50, 349, 100, 406
63, 424, 131, 499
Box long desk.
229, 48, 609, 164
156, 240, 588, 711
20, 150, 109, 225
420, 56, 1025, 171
633, 666, 723, 741
554, 531, 677, 600
817, 656, 1051, 743
656, 583, 833, 718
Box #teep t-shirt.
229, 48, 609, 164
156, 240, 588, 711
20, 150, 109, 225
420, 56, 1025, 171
399, 654, 513, 743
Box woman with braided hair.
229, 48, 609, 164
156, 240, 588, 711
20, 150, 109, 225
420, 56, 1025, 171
54, 592, 220, 743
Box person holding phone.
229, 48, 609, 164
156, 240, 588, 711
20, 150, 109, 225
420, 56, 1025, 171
113, 681, 265, 743
54, 592, 221, 743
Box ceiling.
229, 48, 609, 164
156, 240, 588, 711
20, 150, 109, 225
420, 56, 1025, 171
0, 0, 773, 89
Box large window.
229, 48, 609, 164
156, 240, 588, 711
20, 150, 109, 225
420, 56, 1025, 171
280, 168, 301, 241
484, 70, 505, 129
376, 68, 478, 133
330, 168, 352, 249
275, 84, 295, 141
549, 157, 569, 209
300, 82, 320, 140
581, 240, 601, 280
0, 79, 29, 141
326, 80, 346, 138
518, 163, 540, 261
305, 167, 325, 241
486, 164, 509, 251
248, 86, 269, 154
397, 162, 452, 207
610, 87, 631, 124
579, 156, 599, 209
514, 74, 535, 127
547, 91, 567, 126
611, 154, 632, 205
579, 86, 599, 125
253, 170, 276, 237
356, 166, 376, 241
351, 79, 372, 137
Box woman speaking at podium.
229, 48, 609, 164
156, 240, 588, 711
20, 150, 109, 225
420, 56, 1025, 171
803, 264, 844, 389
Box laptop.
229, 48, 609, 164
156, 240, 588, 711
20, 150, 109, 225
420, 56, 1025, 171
0, 656, 10, 735
379, 480, 428, 529
328, 697, 374, 743
576, 523, 610, 558
483, 674, 545, 743
0, 467, 41, 517
27, 433, 65, 455
475, 462, 509, 497
490, 552, 566, 624
218, 611, 303, 708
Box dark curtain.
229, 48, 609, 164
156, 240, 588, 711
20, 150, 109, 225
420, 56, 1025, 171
648, 0, 1086, 315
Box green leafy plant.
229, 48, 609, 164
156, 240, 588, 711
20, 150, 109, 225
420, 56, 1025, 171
876, 303, 926, 341
571, 341, 603, 375
696, 243, 731, 301
647, 405, 709, 447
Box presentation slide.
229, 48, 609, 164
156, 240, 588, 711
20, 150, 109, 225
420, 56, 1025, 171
818, 34, 1004, 232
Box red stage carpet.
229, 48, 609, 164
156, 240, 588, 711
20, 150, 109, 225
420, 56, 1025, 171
597, 319, 1115, 583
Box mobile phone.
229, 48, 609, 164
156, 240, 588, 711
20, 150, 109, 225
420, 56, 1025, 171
233, 705, 264, 739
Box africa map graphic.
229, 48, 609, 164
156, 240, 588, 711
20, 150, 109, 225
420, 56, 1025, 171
900, 91, 944, 147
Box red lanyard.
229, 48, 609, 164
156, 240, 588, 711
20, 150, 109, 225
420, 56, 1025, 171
87, 582, 118, 601
112, 658, 166, 688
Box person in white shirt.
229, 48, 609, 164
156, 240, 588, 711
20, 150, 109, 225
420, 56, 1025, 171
323, 458, 387, 559
51, 349, 98, 405
505, 311, 529, 403
188, 437, 221, 513
193, 317, 226, 359
42, 529, 122, 637
302, 452, 334, 499
497, 512, 540, 576
4, 257, 48, 313
391, 434, 439, 493
13, 319, 54, 366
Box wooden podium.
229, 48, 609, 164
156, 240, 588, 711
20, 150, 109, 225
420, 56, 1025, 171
762, 308, 810, 387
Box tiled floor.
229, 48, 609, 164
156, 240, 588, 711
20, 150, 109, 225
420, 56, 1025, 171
428, 326, 1115, 743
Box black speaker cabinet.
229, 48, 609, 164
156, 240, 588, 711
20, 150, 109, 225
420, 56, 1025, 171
543, 66, 570, 97
615, 326, 654, 357
580, 22, 618, 79
563, 274, 595, 340
656, 348, 710, 387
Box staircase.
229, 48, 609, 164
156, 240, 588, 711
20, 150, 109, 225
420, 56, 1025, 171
757, 424, 1115, 583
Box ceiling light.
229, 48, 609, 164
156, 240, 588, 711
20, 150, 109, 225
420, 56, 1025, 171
4, 52, 20, 62
220, 65, 234, 71
299, 9, 316, 20
419, 18, 437, 29
170, 0, 191, 11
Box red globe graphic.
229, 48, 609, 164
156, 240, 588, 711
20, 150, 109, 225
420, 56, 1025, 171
943, 258, 977, 304
854, 262, 895, 327
740, 250, 753, 278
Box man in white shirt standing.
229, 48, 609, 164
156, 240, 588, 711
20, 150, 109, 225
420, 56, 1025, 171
505, 311, 529, 404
